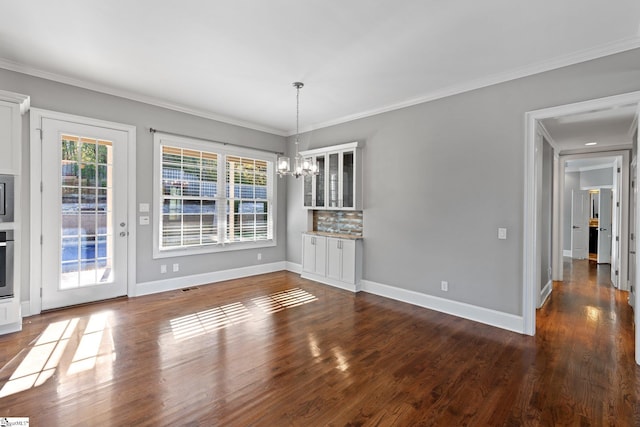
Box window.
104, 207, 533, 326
153, 133, 276, 257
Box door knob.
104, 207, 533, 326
120, 231, 127, 237
120, 222, 126, 227
572, 225, 580, 229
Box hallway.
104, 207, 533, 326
535, 258, 639, 424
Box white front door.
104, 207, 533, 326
598, 188, 612, 264
41, 118, 129, 310
571, 190, 589, 259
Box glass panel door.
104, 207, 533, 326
60, 136, 114, 289
315, 155, 325, 207
41, 118, 128, 310
342, 151, 354, 208
328, 153, 339, 208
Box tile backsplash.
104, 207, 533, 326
313, 210, 363, 236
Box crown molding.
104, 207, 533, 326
0, 89, 30, 114
1, 35, 638, 138
296, 36, 640, 135
0, 57, 288, 137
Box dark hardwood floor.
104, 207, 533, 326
0, 261, 639, 426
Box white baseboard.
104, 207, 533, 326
539, 280, 553, 308
300, 272, 360, 292
563, 249, 572, 257
286, 261, 302, 274
0, 322, 21, 335
360, 279, 525, 334
133, 261, 287, 297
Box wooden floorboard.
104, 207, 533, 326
0, 262, 639, 426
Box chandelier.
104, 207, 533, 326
277, 82, 318, 178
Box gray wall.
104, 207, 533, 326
0, 68, 287, 303
563, 172, 580, 252
287, 48, 640, 316
541, 139, 553, 290
581, 167, 613, 188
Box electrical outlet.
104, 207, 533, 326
257, 253, 262, 261
160, 264, 167, 274
498, 228, 507, 240
173, 263, 179, 272
441, 281, 448, 292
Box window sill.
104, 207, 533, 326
152, 239, 276, 259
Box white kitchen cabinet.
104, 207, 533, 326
301, 233, 362, 292
302, 233, 326, 276
327, 237, 356, 283
0, 90, 29, 175
300, 142, 362, 210
0, 90, 28, 335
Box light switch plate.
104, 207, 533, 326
139, 203, 150, 213
498, 228, 507, 240
139, 216, 150, 225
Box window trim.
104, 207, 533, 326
152, 132, 277, 259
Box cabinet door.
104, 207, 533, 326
328, 152, 340, 208
314, 236, 327, 276
0, 100, 20, 175
302, 235, 316, 272
315, 155, 326, 208
303, 174, 313, 207
342, 150, 355, 209
340, 239, 356, 283
326, 238, 342, 281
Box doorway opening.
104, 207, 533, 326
523, 90, 640, 363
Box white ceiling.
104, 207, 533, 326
565, 157, 618, 172
541, 105, 638, 152
1, 1, 640, 135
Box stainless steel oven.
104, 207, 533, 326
0, 230, 14, 299
0, 174, 15, 223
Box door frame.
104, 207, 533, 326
29, 109, 136, 315
523, 90, 640, 340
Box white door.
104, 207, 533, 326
571, 190, 589, 259
41, 118, 129, 310
598, 188, 612, 264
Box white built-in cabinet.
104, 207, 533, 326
300, 142, 362, 210
0, 97, 24, 174
302, 233, 327, 276
0, 89, 29, 335
326, 237, 357, 284
301, 233, 362, 292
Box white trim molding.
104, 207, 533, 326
3, 37, 640, 137
298, 37, 640, 134
360, 279, 524, 334
524, 90, 640, 338
134, 261, 287, 297
300, 272, 361, 293
563, 250, 572, 257
286, 262, 302, 274
539, 280, 553, 308
0, 58, 286, 137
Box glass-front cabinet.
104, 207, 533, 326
303, 154, 326, 208
300, 142, 362, 210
